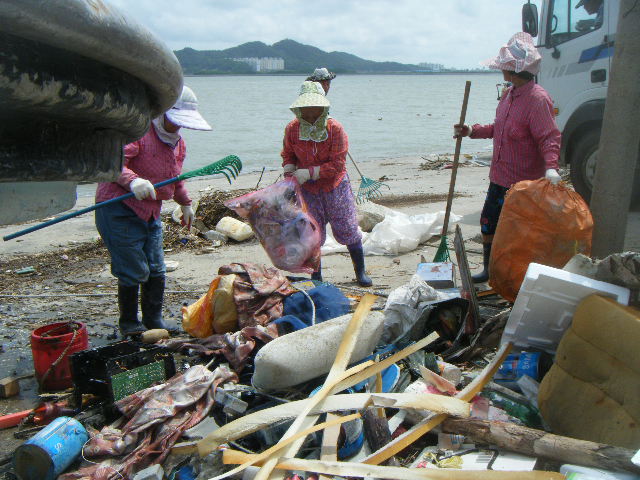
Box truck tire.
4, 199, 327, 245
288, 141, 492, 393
570, 129, 640, 209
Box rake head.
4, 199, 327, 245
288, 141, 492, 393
356, 176, 390, 204
182, 155, 243, 184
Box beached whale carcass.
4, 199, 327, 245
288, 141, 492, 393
0, 0, 183, 224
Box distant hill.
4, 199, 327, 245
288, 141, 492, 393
174, 39, 421, 75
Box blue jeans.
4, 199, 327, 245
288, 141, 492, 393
95, 202, 165, 287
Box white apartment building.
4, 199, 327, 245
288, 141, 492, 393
232, 57, 285, 72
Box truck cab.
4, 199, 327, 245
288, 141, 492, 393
523, 0, 639, 205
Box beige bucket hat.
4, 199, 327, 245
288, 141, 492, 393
289, 81, 330, 111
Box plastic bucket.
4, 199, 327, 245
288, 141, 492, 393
13, 416, 88, 480
31, 321, 89, 391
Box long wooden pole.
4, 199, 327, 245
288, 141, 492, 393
442, 80, 472, 236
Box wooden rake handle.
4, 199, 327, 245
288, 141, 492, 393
442, 80, 472, 237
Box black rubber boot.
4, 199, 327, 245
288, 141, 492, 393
347, 243, 373, 287
118, 284, 146, 336
472, 243, 492, 283
311, 262, 323, 282
141, 275, 176, 332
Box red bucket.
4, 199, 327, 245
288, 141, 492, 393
31, 322, 89, 391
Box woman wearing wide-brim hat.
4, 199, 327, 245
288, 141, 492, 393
281, 81, 372, 287
306, 67, 336, 94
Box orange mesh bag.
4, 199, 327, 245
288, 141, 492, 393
489, 178, 593, 302
181, 276, 221, 338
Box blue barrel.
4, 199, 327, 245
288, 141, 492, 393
14, 416, 88, 480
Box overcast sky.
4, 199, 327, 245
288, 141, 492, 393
108, 0, 540, 69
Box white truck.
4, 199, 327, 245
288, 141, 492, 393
521, 0, 639, 206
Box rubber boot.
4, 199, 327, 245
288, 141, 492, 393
311, 262, 323, 282
347, 243, 373, 287
472, 243, 492, 283
118, 284, 146, 336
141, 275, 177, 332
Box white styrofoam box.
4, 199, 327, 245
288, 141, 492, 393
501, 263, 630, 354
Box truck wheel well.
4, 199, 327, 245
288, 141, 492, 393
565, 121, 601, 165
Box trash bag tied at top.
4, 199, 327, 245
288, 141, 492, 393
490, 178, 593, 302
225, 179, 322, 274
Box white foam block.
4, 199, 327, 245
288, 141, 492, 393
501, 263, 630, 354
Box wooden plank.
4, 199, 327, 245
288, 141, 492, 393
223, 450, 565, 480
197, 392, 469, 455
362, 343, 513, 465
212, 294, 377, 480
442, 418, 640, 474
319, 414, 341, 480
197, 331, 441, 456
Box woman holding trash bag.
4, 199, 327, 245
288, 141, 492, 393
453, 32, 562, 283
95, 85, 212, 336
281, 81, 372, 287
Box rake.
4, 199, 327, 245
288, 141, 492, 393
347, 151, 390, 204
433, 81, 471, 262
3, 155, 242, 241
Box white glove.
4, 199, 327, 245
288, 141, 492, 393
130, 178, 156, 200
180, 205, 195, 229
545, 168, 562, 185
293, 168, 311, 184
453, 124, 472, 138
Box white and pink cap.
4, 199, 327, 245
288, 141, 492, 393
482, 32, 542, 75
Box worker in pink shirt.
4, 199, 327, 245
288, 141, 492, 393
454, 32, 562, 283
95, 86, 212, 336
282, 81, 372, 287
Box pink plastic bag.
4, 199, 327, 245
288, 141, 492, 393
225, 179, 321, 274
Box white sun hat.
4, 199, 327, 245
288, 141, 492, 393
165, 85, 212, 131
289, 81, 330, 110
481, 32, 542, 75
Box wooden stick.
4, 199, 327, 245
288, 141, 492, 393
211, 294, 377, 480
319, 414, 341, 480
442, 80, 472, 236
197, 332, 440, 456
363, 343, 512, 465
331, 331, 439, 393
214, 413, 360, 480
223, 450, 565, 480
362, 410, 397, 466
442, 418, 640, 474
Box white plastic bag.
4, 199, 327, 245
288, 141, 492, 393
382, 274, 441, 343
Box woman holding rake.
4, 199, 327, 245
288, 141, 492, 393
95, 85, 212, 336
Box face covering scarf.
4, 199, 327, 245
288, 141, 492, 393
292, 107, 329, 142
152, 116, 182, 147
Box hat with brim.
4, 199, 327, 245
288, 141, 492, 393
308, 67, 336, 82
165, 85, 212, 131
166, 108, 211, 131
481, 31, 541, 75
289, 81, 330, 110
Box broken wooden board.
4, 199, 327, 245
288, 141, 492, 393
212, 294, 377, 480
223, 450, 565, 480
363, 342, 513, 465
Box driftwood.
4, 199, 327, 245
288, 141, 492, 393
442, 418, 640, 474
363, 343, 513, 465
223, 450, 565, 480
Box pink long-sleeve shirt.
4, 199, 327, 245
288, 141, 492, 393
96, 125, 192, 221
281, 118, 349, 194
470, 81, 561, 188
